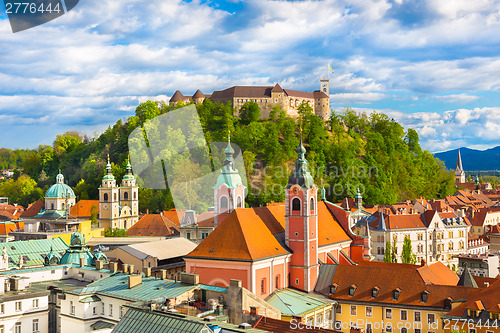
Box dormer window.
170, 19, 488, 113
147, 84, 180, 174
348, 284, 357, 296
393, 288, 401, 300
330, 283, 338, 295
421, 290, 430, 303
444, 297, 452, 309
371, 286, 380, 298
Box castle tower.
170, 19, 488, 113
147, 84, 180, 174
455, 149, 466, 184
119, 157, 139, 229
354, 187, 363, 210
214, 133, 246, 228
99, 156, 120, 229
320, 78, 329, 95
285, 136, 318, 292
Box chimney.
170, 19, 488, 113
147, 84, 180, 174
79, 257, 85, 267
250, 306, 257, 315
160, 269, 167, 280
128, 274, 142, 289
109, 262, 118, 272
129, 264, 135, 274
180, 273, 199, 285
95, 260, 103, 270
122, 264, 129, 274
143, 267, 151, 277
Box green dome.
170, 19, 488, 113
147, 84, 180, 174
59, 251, 94, 266
70, 231, 85, 247
46, 173, 75, 199
45, 183, 76, 199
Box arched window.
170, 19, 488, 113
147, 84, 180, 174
61, 202, 65, 210
114, 193, 117, 201
51, 203, 54, 210
237, 196, 242, 208
220, 196, 229, 211
103, 193, 109, 202
133, 191, 137, 200
310, 197, 315, 212
292, 198, 301, 212
124, 192, 129, 200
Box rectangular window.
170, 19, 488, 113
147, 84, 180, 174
15, 301, 22, 312
386, 308, 392, 319
337, 305, 342, 314
415, 329, 421, 333
186, 233, 191, 239
366, 306, 372, 317
401, 310, 408, 321
93, 306, 97, 315
0, 325, 4, 333
33, 299, 39, 309
350, 305, 357, 316
275, 276, 279, 289
70, 301, 75, 315
415, 311, 421, 322
101, 303, 105, 315
428, 313, 435, 324
32, 319, 39, 333
261, 279, 266, 294
0, 303, 3, 314
109, 304, 113, 317
15, 322, 21, 333
120, 306, 125, 318
386, 324, 392, 332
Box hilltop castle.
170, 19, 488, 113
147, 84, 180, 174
169, 78, 331, 121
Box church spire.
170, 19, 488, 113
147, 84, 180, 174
456, 149, 464, 173
103, 154, 115, 181
286, 132, 314, 189
455, 149, 466, 184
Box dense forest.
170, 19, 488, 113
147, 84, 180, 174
0, 99, 455, 212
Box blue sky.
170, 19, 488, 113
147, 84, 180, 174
1, 0, 500, 152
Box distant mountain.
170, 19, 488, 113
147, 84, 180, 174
434, 146, 500, 171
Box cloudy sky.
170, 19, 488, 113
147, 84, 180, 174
1, 0, 500, 152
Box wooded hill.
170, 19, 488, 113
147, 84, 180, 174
0, 100, 455, 212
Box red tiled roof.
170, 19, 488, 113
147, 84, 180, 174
417, 262, 459, 286
370, 212, 426, 230
0, 211, 16, 221
70, 200, 99, 218
0, 221, 20, 235
446, 278, 500, 317
187, 208, 289, 261
21, 200, 44, 217
126, 214, 180, 237
327, 262, 479, 308
161, 209, 186, 227
187, 202, 351, 262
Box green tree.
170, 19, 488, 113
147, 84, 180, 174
90, 205, 98, 227
104, 227, 128, 237
53, 131, 83, 156
392, 237, 398, 263
135, 101, 160, 123
239, 101, 260, 125
401, 237, 417, 264
383, 240, 392, 263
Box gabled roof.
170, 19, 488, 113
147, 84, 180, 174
417, 262, 459, 286
370, 212, 426, 230
21, 200, 44, 217
70, 200, 99, 218
126, 214, 180, 237
271, 83, 284, 93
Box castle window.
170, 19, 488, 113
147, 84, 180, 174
310, 198, 315, 213
103, 193, 109, 202
124, 192, 129, 200
292, 198, 301, 212
220, 196, 229, 211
